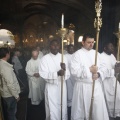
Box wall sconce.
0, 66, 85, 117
49, 35, 54, 39
0, 41, 3, 45
25, 39, 28, 42
40, 38, 43, 42
43, 21, 48, 25
8, 42, 11, 45
63, 40, 67, 43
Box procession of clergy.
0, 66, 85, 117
25, 33, 120, 120
1, 33, 120, 120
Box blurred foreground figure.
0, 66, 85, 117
0, 48, 20, 120
12, 49, 29, 120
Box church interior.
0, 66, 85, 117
0, 0, 120, 51
0, 0, 120, 120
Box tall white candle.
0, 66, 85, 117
61, 13, 64, 28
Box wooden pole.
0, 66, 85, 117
89, 21, 101, 120
113, 31, 120, 117
61, 36, 64, 120
58, 28, 68, 120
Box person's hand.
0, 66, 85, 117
92, 73, 99, 81
90, 65, 98, 74
114, 62, 120, 75
34, 73, 40, 77
16, 97, 20, 102
60, 63, 66, 71
57, 69, 65, 76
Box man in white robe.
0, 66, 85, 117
65, 44, 75, 120
70, 33, 111, 120
39, 39, 70, 120
26, 49, 45, 105
101, 42, 120, 120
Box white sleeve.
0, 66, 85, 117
64, 56, 70, 80
39, 57, 59, 84
98, 54, 115, 81
70, 52, 91, 80
25, 61, 34, 77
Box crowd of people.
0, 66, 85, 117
0, 33, 120, 120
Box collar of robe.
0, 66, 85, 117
81, 47, 92, 52
49, 52, 60, 57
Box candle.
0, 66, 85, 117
61, 13, 64, 28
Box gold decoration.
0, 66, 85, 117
69, 23, 75, 30
94, 1, 102, 31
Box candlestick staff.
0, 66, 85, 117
58, 14, 68, 120
113, 25, 120, 117
89, 1, 102, 120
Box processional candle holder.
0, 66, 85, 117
94, 0, 102, 64
58, 27, 68, 120
89, 0, 102, 120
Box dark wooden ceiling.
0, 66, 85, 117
0, 0, 96, 33
0, 0, 95, 19
0, 0, 120, 49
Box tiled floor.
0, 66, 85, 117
2, 97, 120, 120
26, 99, 45, 120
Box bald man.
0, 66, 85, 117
26, 49, 45, 105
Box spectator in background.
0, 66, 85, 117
24, 48, 31, 63
36, 45, 43, 59
12, 49, 23, 75
42, 46, 49, 55
12, 49, 29, 120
